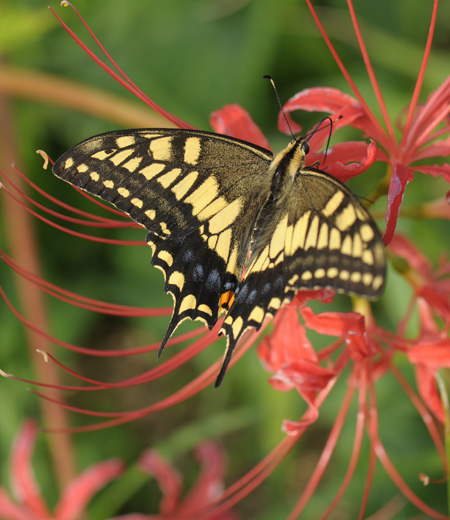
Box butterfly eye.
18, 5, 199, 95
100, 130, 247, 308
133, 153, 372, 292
301, 141, 310, 155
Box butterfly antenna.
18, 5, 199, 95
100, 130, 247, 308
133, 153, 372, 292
306, 115, 341, 165
263, 75, 296, 140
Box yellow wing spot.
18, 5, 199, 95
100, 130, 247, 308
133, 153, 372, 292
140, 163, 165, 181
335, 204, 357, 231
77, 163, 89, 173
157, 249, 174, 266
122, 156, 143, 172
184, 137, 201, 165
64, 157, 74, 169
208, 198, 242, 234
90, 172, 100, 182
341, 235, 353, 255
131, 198, 143, 208
327, 267, 339, 279
374, 243, 386, 264
248, 306, 265, 324
179, 294, 197, 314
356, 207, 367, 220
110, 149, 134, 166
363, 272, 373, 286
362, 249, 374, 266
197, 196, 228, 221
340, 270, 350, 281
92, 149, 116, 160
353, 233, 363, 258
290, 210, 311, 253
215, 228, 232, 262
317, 222, 329, 250
103, 180, 114, 189
269, 215, 288, 259
329, 228, 341, 250
145, 209, 156, 220
350, 271, 362, 283
315, 268, 326, 278
150, 136, 172, 161
198, 304, 213, 316
372, 275, 384, 291
185, 177, 218, 215
118, 187, 130, 197
304, 215, 320, 250
160, 222, 171, 235
168, 271, 185, 290
208, 235, 218, 250
360, 224, 375, 242
171, 171, 199, 201
231, 316, 244, 340
288, 274, 299, 285
250, 245, 270, 273
116, 135, 135, 148
268, 297, 282, 310
323, 190, 345, 217
158, 168, 182, 189
301, 270, 313, 281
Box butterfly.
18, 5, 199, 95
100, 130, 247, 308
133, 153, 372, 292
53, 127, 386, 386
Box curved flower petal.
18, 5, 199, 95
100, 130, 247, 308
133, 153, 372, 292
180, 442, 226, 514
384, 163, 415, 245
210, 104, 271, 149
11, 421, 49, 518
278, 87, 359, 134
300, 307, 365, 337
415, 364, 444, 423
314, 140, 378, 182
55, 459, 124, 520
413, 163, 450, 182
0, 489, 30, 520
258, 307, 316, 373
388, 235, 432, 275
137, 451, 182, 515
270, 360, 335, 435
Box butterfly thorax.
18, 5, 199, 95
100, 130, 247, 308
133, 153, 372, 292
267, 138, 308, 202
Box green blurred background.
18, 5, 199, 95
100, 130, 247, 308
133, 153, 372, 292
0, 0, 449, 518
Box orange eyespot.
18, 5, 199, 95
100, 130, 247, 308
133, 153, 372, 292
219, 290, 235, 310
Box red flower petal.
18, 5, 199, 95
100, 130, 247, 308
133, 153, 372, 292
180, 443, 226, 514
0, 489, 29, 520
279, 87, 359, 134
384, 163, 415, 245
55, 459, 124, 520
389, 235, 432, 275
407, 339, 450, 370
315, 140, 378, 182
258, 307, 316, 373
413, 163, 450, 182
137, 451, 182, 515
270, 360, 335, 435
415, 364, 444, 423
210, 104, 271, 149
11, 421, 49, 518
301, 307, 365, 337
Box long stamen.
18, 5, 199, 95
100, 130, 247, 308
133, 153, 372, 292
305, 0, 388, 148
347, 0, 396, 145
401, 0, 439, 147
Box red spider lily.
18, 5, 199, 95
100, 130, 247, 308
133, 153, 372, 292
0, 421, 123, 520
1, 1, 449, 518
112, 442, 237, 520
290, 0, 450, 246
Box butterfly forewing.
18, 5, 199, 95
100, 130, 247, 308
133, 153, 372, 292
53, 128, 386, 386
